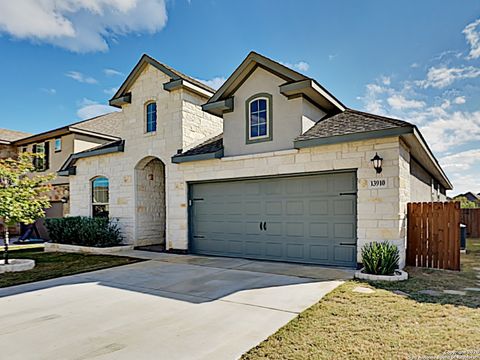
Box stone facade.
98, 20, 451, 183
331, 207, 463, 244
69, 64, 222, 246
172, 136, 412, 267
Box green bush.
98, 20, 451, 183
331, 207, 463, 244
361, 241, 399, 275
45, 216, 123, 248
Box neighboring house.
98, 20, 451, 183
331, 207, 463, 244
60, 52, 452, 268
1, 113, 123, 238
453, 192, 480, 207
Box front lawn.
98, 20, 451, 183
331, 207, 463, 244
0, 248, 142, 288
242, 239, 480, 360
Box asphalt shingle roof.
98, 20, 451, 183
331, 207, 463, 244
296, 109, 412, 141
70, 111, 124, 138
174, 109, 413, 159
173, 133, 223, 158
0, 128, 31, 142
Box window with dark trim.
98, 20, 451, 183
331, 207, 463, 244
146, 102, 157, 133
33, 142, 49, 171
92, 177, 109, 218
245, 93, 273, 144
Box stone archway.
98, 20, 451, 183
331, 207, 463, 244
134, 157, 166, 248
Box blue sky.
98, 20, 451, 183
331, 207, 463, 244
0, 1, 479, 195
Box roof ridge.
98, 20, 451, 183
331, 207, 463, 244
143, 54, 216, 94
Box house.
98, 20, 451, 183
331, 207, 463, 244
0, 113, 123, 237
60, 52, 452, 268
453, 192, 480, 207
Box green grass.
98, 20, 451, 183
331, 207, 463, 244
242, 239, 480, 360
0, 248, 143, 288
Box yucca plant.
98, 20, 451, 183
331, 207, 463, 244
361, 241, 400, 275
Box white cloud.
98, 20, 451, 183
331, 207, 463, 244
463, 18, 480, 59
103, 87, 119, 96
77, 98, 119, 119
281, 61, 310, 72
104, 68, 124, 77
418, 66, 480, 88
454, 96, 466, 104
410, 62, 419, 68
41, 88, 56, 95
440, 149, 480, 172
0, 0, 168, 53
387, 94, 425, 110
380, 76, 391, 85
197, 77, 226, 90
328, 54, 337, 61
66, 71, 98, 84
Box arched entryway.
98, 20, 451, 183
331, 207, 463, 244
134, 156, 166, 248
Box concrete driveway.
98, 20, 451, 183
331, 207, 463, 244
0, 253, 353, 360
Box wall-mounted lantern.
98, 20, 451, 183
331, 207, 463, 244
371, 152, 383, 174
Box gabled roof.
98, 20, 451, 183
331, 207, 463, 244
109, 54, 215, 108
14, 112, 122, 146
58, 139, 125, 176
0, 128, 31, 143
203, 51, 346, 116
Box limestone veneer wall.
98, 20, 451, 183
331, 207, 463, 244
69, 63, 222, 246
172, 136, 410, 267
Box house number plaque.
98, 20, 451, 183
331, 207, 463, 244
368, 178, 387, 189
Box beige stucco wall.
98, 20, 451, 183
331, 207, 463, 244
69, 63, 222, 245
223, 67, 326, 157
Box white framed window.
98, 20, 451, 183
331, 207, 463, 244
146, 102, 157, 133
54, 138, 62, 152
246, 93, 272, 144
92, 177, 109, 218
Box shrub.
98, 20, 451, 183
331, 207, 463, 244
45, 216, 123, 247
361, 241, 400, 275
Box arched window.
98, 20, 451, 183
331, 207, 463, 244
246, 93, 272, 143
92, 177, 109, 218
146, 102, 157, 133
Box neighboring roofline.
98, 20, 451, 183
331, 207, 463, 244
109, 54, 215, 107
58, 140, 125, 176
205, 51, 346, 113
13, 112, 121, 145
294, 126, 414, 148
0, 140, 12, 145
171, 148, 224, 163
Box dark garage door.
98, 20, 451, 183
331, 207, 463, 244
189, 172, 357, 267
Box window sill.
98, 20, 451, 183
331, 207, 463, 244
144, 131, 157, 137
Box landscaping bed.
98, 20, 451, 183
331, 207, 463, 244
0, 248, 143, 288
242, 238, 480, 360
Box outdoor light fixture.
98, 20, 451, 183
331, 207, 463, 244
371, 152, 383, 174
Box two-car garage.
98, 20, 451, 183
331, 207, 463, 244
188, 171, 357, 268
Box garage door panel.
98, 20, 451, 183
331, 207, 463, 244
309, 222, 329, 238
333, 245, 356, 264
265, 200, 282, 215
285, 222, 304, 237
286, 200, 304, 215
190, 172, 357, 267
286, 244, 304, 259
309, 245, 330, 261
334, 223, 355, 239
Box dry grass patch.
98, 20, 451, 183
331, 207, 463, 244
242, 239, 480, 360
0, 248, 143, 288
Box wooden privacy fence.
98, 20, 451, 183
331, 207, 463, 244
460, 208, 480, 238
407, 202, 460, 271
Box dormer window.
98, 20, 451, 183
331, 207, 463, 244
146, 102, 157, 133
246, 93, 272, 144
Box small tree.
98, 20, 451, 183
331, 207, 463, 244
454, 196, 478, 209
0, 153, 54, 264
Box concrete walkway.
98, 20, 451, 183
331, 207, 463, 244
0, 254, 353, 360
